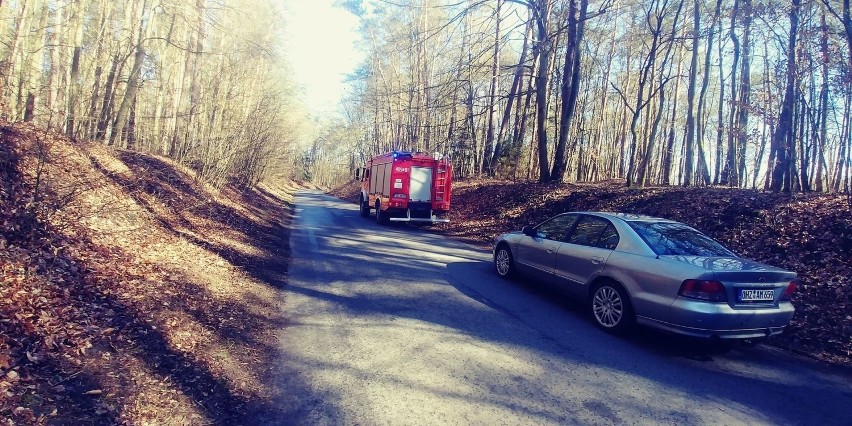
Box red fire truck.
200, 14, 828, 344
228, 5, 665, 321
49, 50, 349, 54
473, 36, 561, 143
358, 151, 452, 224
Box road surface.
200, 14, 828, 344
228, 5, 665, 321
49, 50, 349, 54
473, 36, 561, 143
278, 190, 851, 425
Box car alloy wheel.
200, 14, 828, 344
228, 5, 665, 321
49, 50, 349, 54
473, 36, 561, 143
494, 246, 514, 278
591, 283, 632, 333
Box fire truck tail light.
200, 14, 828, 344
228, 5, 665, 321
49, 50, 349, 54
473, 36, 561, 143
393, 193, 407, 199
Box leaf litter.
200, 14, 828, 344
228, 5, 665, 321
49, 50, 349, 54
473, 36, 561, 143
1, 124, 301, 424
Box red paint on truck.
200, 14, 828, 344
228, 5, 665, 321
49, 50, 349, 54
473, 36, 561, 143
358, 151, 452, 223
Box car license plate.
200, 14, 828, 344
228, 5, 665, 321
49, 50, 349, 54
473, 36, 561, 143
739, 289, 774, 302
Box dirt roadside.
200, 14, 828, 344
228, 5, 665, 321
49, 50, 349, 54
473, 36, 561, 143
1, 124, 301, 424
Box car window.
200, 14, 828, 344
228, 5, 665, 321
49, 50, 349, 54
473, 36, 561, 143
568, 216, 611, 247
535, 214, 578, 242
596, 224, 620, 250
628, 222, 735, 256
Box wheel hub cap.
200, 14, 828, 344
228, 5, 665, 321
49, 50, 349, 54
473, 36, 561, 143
594, 287, 623, 327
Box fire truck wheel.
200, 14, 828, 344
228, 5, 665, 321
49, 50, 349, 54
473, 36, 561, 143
494, 244, 515, 278
375, 200, 388, 225
359, 196, 370, 217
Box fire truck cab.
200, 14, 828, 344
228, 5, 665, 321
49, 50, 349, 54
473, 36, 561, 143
358, 151, 452, 224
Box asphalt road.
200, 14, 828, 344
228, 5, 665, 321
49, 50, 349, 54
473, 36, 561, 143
278, 190, 852, 425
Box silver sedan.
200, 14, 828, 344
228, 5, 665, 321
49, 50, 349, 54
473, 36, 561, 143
492, 212, 797, 339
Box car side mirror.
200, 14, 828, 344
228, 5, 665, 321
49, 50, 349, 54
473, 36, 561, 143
522, 226, 536, 236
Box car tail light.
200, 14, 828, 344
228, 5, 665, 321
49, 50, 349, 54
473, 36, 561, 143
781, 281, 797, 301
679, 280, 727, 302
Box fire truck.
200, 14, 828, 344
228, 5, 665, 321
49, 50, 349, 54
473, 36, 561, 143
358, 151, 452, 224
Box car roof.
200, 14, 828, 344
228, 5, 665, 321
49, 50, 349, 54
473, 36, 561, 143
567, 211, 681, 224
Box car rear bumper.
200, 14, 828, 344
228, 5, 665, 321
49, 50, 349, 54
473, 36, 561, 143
637, 298, 795, 339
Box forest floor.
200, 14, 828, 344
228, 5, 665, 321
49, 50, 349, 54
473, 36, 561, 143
2, 119, 850, 424
330, 178, 852, 367
1, 123, 304, 424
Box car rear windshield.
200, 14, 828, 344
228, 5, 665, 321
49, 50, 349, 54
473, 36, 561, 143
628, 222, 735, 257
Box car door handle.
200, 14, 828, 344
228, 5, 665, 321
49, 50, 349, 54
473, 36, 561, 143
547, 249, 555, 254
590, 256, 604, 265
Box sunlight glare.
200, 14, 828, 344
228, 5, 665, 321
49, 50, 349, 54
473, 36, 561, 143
281, 0, 363, 116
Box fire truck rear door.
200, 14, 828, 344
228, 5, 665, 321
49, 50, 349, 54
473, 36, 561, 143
410, 167, 433, 202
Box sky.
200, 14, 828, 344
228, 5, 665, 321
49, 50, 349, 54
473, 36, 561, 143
281, 0, 364, 116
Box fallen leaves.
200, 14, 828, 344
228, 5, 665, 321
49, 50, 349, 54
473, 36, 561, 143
1, 123, 296, 424
0, 354, 10, 370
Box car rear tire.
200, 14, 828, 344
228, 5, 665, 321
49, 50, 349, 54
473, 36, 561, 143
590, 281, 634, 334
359, 196, 370, 217
494, 244, 515, 279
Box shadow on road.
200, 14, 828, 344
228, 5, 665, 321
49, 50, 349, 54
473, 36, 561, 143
288, 191, 852, 424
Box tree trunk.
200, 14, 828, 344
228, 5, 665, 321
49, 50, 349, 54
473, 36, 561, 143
833, 93, 850, 192
18, 0, 47, 124
46, 1, 65, 130
516, 52, 538, 178
735, 0, 752, 185
96, 54, 120, 141
493, 19, 532, 174
65, 0, 86, 138
815, 12, 830, 192
797, 97, 809, 191
721, 0, 741, 186
109, 0, 151, 145
662, 46, 684, 185
683, 0, 701, 186
770, 0, 801, 192
484, 0, 502, 176
534, 0, 553, 183
1, 0, 31, 119
714, 19, 725, 184
67, 45, 82, 138
695, 0, 722, 185
551, 0, 588, 182
640, 73, 667, 187
422, 0, 432, 152
126, 94, 138, 150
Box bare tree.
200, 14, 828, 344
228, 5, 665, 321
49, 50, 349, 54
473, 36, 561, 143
694, 0, 722, 186
770, 0, 802, 192
484, 0, 502, 175
616, 0, 683, 187
551, 0, 591, 182
682, 0, 701, 186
